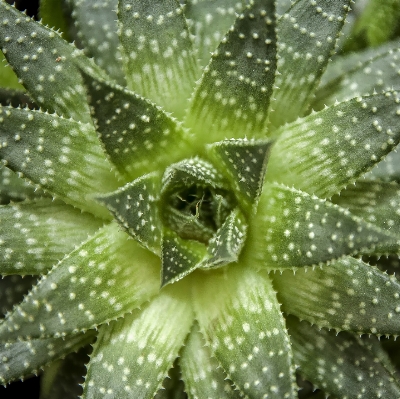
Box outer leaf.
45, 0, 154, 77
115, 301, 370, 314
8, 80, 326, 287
274, 256, 400, 335
0, 331, 95, 385
267, 91, 400, 199
180, 323, 244, 399
0, 223, 160, 341
186, 0, 277, 142
83, 286, 193, 399
0, 106, 121, 218
118, 0, 199, 118
67, 0, 125, 84
194, 266, 296, 399
81, 71, 190, 181
0, 2, 92, 123
269, 0, 349, 128
0, 199, 103, 275
245, 183, 396, 271
288, 317, 400, 399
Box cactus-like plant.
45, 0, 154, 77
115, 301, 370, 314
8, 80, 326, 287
1, 0, 400, 398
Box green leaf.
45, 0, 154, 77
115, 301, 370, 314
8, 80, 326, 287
97, 173, 162, 255
0, 223, 160, 341
0, 50, 24, 90
39, 0, 70, 41
67, 0, 125, 83
194, 266, 296, 399
0, 106, 121, 218
207, 138, 273, 212
117, 0, 199, 119
83, 285, 193, 399
269, 0, 350, 128
180, 323, 244, 399
245, 183, 396, 270
267, 91, 400, 199
0, 330, 95, 385
81, 70, 190, 181
288, 317, 400, 399
0, 2, 93, 123
0, 199, 103, 275
274, 256, 400, 335
186, 0, 277, 142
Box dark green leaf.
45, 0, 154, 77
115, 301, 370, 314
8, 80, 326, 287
268, 91, 400, 198
275, 256, 400, 335
0, 223, 160, 341
288, 317, 400, 399
118, 0, 199, 118
186, 0, 277, 142
194, 266, 296, 399
269, 0, 350, 128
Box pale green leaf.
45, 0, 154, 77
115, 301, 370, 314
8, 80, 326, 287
83, 286, 193, 399
0, 223, 160, 341
0, 330, 95, 385
245, 183, 396, 271
267, 91, 400, 198
194, 266, 296, 399
288, 317, 400, 399
269, 0, 350, 128
0, 106, 121, 218
274, 256, 400, 335
180, 323, 244, 399
118, 0, 199, 119
0, 199, 103, 275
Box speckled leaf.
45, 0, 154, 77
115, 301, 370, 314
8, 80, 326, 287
194, 266, 296, 399
267, 91, 400, 199
0, 106, 121, 218
0, 199, 103, 275
83, 286, 193, 399
275, 256, 400, 335
0, 275, 37, 317
0, 223, 160, 341
0, 330, 95, 385
269, 0, 349, 128
81, 70, 189, 181
207, 138, 273, 212
161, 229, 207, 287
246, 183, 396, 270
288, 317, 400, 399
180, 323, 244, 399
118, 0, 199, 119
97, 173, 162, 255
186, 0, 276, 142
0, 3, 93, 123
184, 0, 247, 68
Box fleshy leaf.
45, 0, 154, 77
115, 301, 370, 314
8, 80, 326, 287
267, 91, 400, 199
0, 223, 160, 341
274, 256, 400, 335
117, 0, 199, 118
207, 138, 273, 212
83, 285, 193, 399
0, 331, 95, 385
186, 0, 277, 142
245, 183, 396, 270
0, 199, 103, 275
194, 266, 296, 399
67, 0, 125, 84
0, 2, 93, 123
180, 323, 244, 399
161, 229, 207, 287
81, 70, 190, 181
97, 173, 162, 255
288, 317, 400, 399
0, 106, 121, 218
269, 0, 349, 128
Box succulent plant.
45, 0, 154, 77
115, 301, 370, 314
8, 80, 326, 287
2, 0, 400, 398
